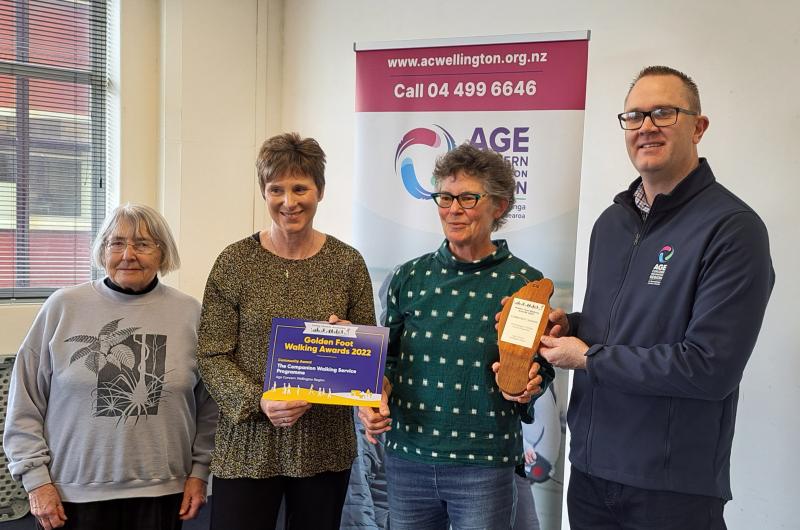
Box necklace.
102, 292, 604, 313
265, 231, 320, 279
266, 231, 319, 259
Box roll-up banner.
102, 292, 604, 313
347, 32, 589, 529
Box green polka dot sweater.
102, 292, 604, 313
384, 240, 553, 467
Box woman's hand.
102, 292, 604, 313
260, 398, 312, 427
328, 314, 351, 325
178, 477, 207, 521
29, 483, 67, 530
331, 313, 396, 441
357, 377, 392, 444
491, 360, 543, 403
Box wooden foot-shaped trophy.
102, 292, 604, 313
496, 278, 554, 396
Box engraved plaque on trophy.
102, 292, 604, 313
496, 278, 554, 396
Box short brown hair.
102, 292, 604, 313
256, 133, 326, 198
627, 65, 702, 113
432, 142, 515, 231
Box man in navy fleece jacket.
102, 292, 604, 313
538, 66, 774, 529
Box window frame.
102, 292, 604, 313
0, 0, 107, 300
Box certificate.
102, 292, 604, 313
500, 298, 546, 348
262, 318, 389, 407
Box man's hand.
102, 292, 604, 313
539, 335, 589, 370
358, 377, 392, 444
260, 398, 312, 427
546, 308, 570, 337
178, 477, 207, 521
491, 360, 543, 403
29, 483, 67, 530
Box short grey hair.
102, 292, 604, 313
92, 203, 181, 275
432, 142, 516, 231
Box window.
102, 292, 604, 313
0, 0, 107, 299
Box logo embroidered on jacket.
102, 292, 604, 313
648, 245, 674, 286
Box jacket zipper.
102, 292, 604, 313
585, 206, 648, 473
664, 398, 674, 474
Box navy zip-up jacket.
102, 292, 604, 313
567, 159, 774, 499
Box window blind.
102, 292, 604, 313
0, 0, 107, 299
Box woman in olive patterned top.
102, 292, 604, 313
197, 133, 375, 530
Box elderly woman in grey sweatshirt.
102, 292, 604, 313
3, 203, 217, 530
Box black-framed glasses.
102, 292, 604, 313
106, 239, 160, 255
430, 192, 485, 209
617, 107, 698, 130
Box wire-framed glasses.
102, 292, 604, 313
106, 239, 160, 255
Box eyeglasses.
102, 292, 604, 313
430, 192, 485, 209
106, 239, 159, 255
617, 107, 698, 130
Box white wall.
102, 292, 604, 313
158, 0, 285, 298
280, 1, 799, 528
160, 0, 260, 297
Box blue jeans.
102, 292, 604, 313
512, 472, 540, 530
385, 452, 516, 530
567, 466, 727, 530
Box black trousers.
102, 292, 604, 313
210, 470, 351, 530
567, 466, 727, 530
36, 494, 184, 530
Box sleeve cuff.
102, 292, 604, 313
584, 343, 604, 385
189, 463, 210, 482
231, 385, 266, 423
518, 401, 534, 424
21, 465, 52, 493
566, 312, 581, 337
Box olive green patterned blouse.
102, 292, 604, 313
197, 234, 376, 478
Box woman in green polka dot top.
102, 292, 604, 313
359, 143, 555, 529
